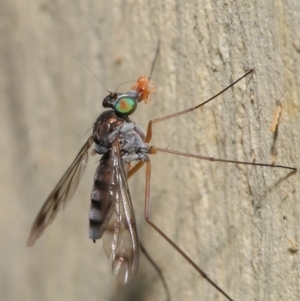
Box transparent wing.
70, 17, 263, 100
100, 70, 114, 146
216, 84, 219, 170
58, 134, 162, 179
101, 142, 140, 284
27, 136, 94, 246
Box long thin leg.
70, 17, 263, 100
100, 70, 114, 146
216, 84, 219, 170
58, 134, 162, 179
140, 241, 171, 301
129, 159, 170, 300
151, 147, 297, 171
145, 69, 253, 143
128, 161, 145, 179
143, 161, 235, 301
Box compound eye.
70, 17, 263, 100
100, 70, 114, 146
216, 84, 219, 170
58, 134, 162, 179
115, 97, 137, 115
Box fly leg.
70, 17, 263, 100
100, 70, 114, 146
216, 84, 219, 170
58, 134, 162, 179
128, 161, 145, 179
143, 161, 235, 301
144, 70, 254, 143
140, 241, 171, 301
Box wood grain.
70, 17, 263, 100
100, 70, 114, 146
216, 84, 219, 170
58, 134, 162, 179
1, 1, 299, 301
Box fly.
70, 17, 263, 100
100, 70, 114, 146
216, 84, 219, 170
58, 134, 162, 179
27, 44, 297, 301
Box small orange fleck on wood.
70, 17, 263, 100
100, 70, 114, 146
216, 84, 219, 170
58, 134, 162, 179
114, 55, 123, 65
286, 236, 299, 253
270, 105, 282, 132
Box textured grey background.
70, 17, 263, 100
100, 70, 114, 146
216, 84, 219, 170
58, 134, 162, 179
1, 1, 300, 301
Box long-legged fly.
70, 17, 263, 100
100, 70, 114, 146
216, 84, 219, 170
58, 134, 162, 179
27, 44, 296, 301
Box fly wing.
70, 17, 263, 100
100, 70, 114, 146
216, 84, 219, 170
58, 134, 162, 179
27, 136, 94, 246
101, 142, 140, 284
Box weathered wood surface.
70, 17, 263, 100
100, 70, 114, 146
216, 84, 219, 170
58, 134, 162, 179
1, 1, 299, 301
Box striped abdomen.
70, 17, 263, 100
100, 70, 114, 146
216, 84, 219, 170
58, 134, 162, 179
89, 151, 114, 240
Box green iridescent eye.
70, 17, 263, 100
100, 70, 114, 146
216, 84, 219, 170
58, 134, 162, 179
115, 97, 137, 115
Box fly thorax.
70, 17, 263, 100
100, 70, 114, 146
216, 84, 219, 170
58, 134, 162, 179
94, 144, 108, 155
122, 153, 150, 163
